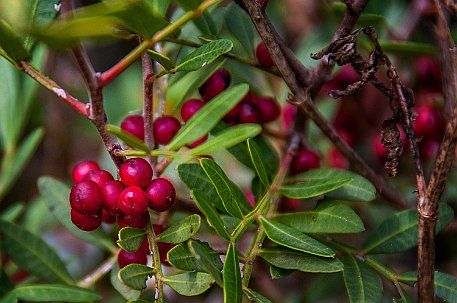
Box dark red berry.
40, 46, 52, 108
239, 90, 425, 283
70, 180, 104, 214
101, 209, 117, 224
199, 73, 227, 102
83, 169, 114, 188
72, 161, 100, 183
413, 104, 445, 141
117, 212, 150, 229
181, 98, 205, 122
239, 103, 261, 123
139, 236, 150, 254
255, 42, 275, 68
251, 96, 280, 123
101, 180, 125, 214
118, 186, 149, 216
152, 224, 173, 266
120, 115, 144, 141
117, 249, 148, 268
188, 134, 208, 148
290, 149, 320, 175
373, 134, 388, 163
71, 209, 102, 231
145, 178, 176, 212
328, 148, 349, 169
414, 56, 442, 92
419, 137, 440, 161
153, 223, 165, 235
119, 158, 153, 188
214, 68, 231, 87
281, 103, 297, 130
153, 116, 181, 145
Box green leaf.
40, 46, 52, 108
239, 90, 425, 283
13, 284, 100, 302
175, 39, 233, 72
342, 254, 382, 303
0, 219, 73, 284
110, 264, 141, 301
118, 264, 154, 290
274, 200, 365, 234
117, 227, 146, 252
223, 243, 242, 303
188, 124, 262, 156
0, 291, 16, 303
191, 190, 231, 240
150, 0, 172, 16
225, 4, 255, 56
0, 269, 14, 296
280, 178, 353, 199
247, 138, 270, 187
147, 49, 175, 70
163, 272, 214, 296
175, 0, 201, 10
293, 169, 376, 202
106, 124, 151, 153
0, 56, 18, 149
157, 214, 201, 244
260, 247, 343, 273
380, 40, 436, 55
167, 240, 223, 272
188, 239, 223, 286
269, 265, 293, 279
0, 202, 25, 222
167, 83, 249, 150
24, 0, 60, 50
38, 176, 116, 251
259, 217, 335, 257
363, 204, 454, 254
243, 288, 273, 303
399, 271, 457, 302
0, 20, 28, 62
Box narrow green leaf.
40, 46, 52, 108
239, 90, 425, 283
0, 219, 73, 284
106, 124, 151, 153
191, 190, 231, 240
0, 291, 16, 303
363, 204, 453, 254
0, 20, 28, 62
110, 264, 141, 301
280, 178, 353, 199
247, 138, 270, 187
147, 49, 175, 70
243, 288, 273, 303
380, 40, 436, 55
223, 243, 242, 303
167, 240, 222, 272
188, 124, 262, 156
167, 84, 249, 150
259, 217, 335, 257
150, 0, 172, 16
399, 271, 457, 303
175, 0, 201, 10
117, 227, 146, 252
157, 214, 201, 244
38, 176, 116, 251
0, 203, 25, 222
260, 247, 343, 273
163, 272, 214, 296
24, 0, 60, 50
225, 4, 255, 56
0, 269, 14, 296
188, 239, 223, 286
0, 56, 18, 150
269, 265, 293, 279
13, 284, 101, 302
175, 39, 233, 72
274, 200, 365, 234
293, 169, 376, 202
118, 264, 154, 290
342, 254, 382, 303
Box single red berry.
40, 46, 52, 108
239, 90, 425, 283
199, 73, 227, 102
290, 149, 320, 175
281, 103, 297, 130
419, 137, 440, 161
71, 209, 102, 231
70, 180, 104, 214
328, 148, 349, 169
145, 178, 176, 212
281, 198, 301, 212
158, 242, 174, 266
214, 68, 231, 87
413, 104, 445, 141
119, 158, 153, 188
251, 96, 280, 123
101, 180, 126, 214
117, 212, 150, 229
119, 186, 149, 216
239, 103, 261, 124
118, 249, 148, 268
72, 160, 100, 183
188, 134, 208, 148
83, 169, 114, 188
153, 223, 165, 235
101, 209, 117, 224
153, 116, 181, 145
181, 98, 205, 122
139, 236, 150, 254
120, 115, 144, 141
256, 42, 275, 68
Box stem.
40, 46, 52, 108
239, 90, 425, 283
147, 217, 164, 303
142, 51, 155, 166
77, 252, 118, 288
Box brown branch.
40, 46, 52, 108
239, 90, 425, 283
142, 51, 155, 167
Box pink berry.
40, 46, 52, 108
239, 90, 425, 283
153, 116, 181, 145
181, 98, 205, 122
101, 180, 126, 214
215, 68, 231, 87
290, 149, 320, 175
239, 103, 261, 123
83, 169, 114, 188
145, 178, 176, 212
256, 42, 275, 68
117, 212, 150, 229
199, 72, 227, 102
71, 209, 102, 231
413, 104, 445, 141
118, 249, 148, 268
72, 161, 100, 183
70, 180, 104, 214
120, 115, 144, 141
118, 186, 149, 216
251, 96, 280, 123
281, 103, 297, 130
119, 158, 153, 188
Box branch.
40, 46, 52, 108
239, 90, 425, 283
142, 51, 155, 167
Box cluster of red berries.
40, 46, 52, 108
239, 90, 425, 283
69, 158, 175, 232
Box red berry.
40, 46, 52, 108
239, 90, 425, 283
117, 212, 150, 229
72, 161, 100, 183
290, 149, 320, 175
101, 209, 117, 224
101, 180, 126, 214
145, 178, 176, 212
373, 134, 388, 163
120, 115, 144, 141
153, 116, 181, 145
181, 98, 205, 122
71, 209, 102, 231
139, 236, 150, 254
117, 249, 148, 268
188, 134, 208, 148
83, 169, 114, 188
158, 242, 174, 266
119, 158, 153, 188
413, 104, 445, 141
215, 68, 231, 87
414, 56, 442, 92
118, 186, 149, 216
239, 103, 261, 123
251, 96, 280, 123
199, 73, 227, 102
328, 148, 349, 169
70, 180, 104, 214
281, 103, 297, 130
419, 137, 440, 161
256, 42, 275, 68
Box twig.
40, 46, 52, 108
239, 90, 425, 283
142, 51, 155, 166
77, 252, 118, 288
